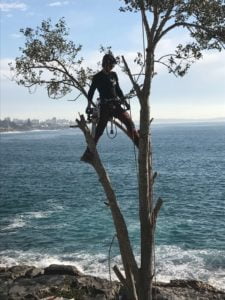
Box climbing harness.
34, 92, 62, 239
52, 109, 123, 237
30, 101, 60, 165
86, 97, 130, 139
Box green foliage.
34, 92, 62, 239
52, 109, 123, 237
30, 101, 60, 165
10, 1, 225, 99
9, 18, 95, 100
120, 0, 225, 77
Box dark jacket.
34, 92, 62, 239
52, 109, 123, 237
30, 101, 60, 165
88, 71, 124, 104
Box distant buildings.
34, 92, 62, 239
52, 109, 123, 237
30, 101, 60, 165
0, 117, 74, 132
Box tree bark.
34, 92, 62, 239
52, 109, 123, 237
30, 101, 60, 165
76, 115, 139, 299
138, 101, 153, 300
138, 50, 155, 299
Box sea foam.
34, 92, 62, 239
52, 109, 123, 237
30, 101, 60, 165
0, 246, 224, 291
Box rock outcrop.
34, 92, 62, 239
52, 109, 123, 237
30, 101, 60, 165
0, 264, 224, 299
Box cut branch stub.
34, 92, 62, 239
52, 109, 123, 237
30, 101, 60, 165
150, 197, 163, 227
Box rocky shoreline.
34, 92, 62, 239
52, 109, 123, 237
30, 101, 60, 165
0, 264, 224, 299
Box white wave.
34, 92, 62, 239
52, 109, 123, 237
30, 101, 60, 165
0, 128, 81, 135
24, 211, 52, 219
0, 131, 25, 134
0, 211, 53, 232
0, 246, 224, 291
0, 129, 61, 135
0, 250, 84, 273
1, 218, 26, 231
154, 245, 225, 291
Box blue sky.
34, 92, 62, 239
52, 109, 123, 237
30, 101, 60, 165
0, 0, 225, 121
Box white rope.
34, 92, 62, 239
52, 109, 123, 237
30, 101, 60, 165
108, 233, 117, 285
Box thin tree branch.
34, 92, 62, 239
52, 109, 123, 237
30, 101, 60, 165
156, 53, 177, 62
156, 22, 225, 46
24, 63, 88, 98
149, 2, 159, 46
122, 56, 142, 100
23, 79, 74, 88
154, 60, 178, 76
53, 58, 89, 98
140, 6, 151, 39
154, 0, 175, 44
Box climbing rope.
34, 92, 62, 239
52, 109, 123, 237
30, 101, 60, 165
108, 233, 117, 285
141, 9, 146, 64
149, 124, 157, 297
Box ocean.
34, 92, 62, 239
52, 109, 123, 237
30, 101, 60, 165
0, 122, 225, 291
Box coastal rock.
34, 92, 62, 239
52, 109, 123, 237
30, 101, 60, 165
0, 265, 120, 300
0, 265, 44, 281
154, 281, 225, 300
8, 275, 75, 300
44, 264, 82, 277
0, 264, 224, 300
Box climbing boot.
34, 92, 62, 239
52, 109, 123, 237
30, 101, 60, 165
80, 148, 93, 163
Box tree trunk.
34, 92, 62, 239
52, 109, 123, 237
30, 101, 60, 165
138, 101, 154, 300
76, 116, 138, 299
138, 50, 155, 299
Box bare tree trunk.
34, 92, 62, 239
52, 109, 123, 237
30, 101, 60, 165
76, 115, 139, 299
138, 48, 155, 299
138, 101, 153, 300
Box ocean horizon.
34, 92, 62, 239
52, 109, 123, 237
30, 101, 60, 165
0, 121, 225, 291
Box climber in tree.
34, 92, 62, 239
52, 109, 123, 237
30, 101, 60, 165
81, 53, 139, 162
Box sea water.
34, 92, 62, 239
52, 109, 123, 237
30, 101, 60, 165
0, 122, 225, 290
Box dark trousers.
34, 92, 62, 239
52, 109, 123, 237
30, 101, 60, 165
94, 102, 139, 146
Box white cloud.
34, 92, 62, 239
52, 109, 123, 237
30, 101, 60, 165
194, 51, 225, 79
0, 2, 27, 12
48, 1, 69, 7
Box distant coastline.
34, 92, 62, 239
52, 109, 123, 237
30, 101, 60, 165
0, 117, 74, 133
1, 117, 224, 133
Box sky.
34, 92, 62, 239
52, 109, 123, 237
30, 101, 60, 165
0, 0, 225, 122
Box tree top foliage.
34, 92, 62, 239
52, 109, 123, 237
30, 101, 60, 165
119, 0, 225, 76
9, 18, 95, 100
119, 0, 225, 49
9, 0, 225, 100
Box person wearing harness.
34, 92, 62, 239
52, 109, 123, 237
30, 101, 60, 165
81, 53, 139, 162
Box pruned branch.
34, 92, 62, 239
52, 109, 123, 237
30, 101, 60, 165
122, 55, 142, 100
150, 197, 163, 227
